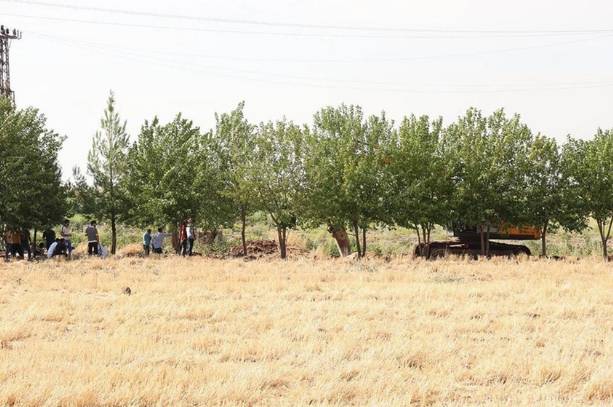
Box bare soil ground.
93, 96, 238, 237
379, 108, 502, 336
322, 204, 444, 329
0, 257, 611, 405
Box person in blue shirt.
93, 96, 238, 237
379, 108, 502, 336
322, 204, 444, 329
143, 229, 152, 256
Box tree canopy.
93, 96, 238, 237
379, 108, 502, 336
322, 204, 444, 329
0, 97, 65, 231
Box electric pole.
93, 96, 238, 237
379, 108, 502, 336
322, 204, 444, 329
0, 24, 22, 104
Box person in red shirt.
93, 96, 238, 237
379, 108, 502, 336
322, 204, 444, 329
179, 221, 188, 256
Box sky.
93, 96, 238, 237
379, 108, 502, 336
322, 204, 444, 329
2, 0, 613, 178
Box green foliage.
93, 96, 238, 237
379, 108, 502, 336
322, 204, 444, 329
247, 119, 307, 257
0, 97, 66, 229
563, 130, 613, 258
65, 166, 97, 217
522, 135, 583, 255
86, 91, 130, 253
125, 115, 200, 226
213, 101, 255, 216
213, 102, 256, 253
446, 108, 534, 229
385, 114, 454, 242
302, 104, 393, 256
4, 95, 611, 260
250, 119, 305, 229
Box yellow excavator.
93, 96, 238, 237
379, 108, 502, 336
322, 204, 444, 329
416, 223, 540, 258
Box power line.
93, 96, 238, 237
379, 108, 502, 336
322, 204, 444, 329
3, 0, 613, 37
28, 30, 611, 65
31, 31, 613, 95
6, 12, 610, 41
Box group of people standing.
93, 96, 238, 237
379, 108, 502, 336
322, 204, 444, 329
43, 219, 101, 258
3, 227, 32, 260
2, 219, 101, 261
142, 218, 196, 256
4, 218, 196, 261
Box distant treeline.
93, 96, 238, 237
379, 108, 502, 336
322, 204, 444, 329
0, 95, 611, 259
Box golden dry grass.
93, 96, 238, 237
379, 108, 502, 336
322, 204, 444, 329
0, 257, 611, 406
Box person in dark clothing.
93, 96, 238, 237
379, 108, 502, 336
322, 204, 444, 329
85, 220, 99, 256
3, 229, 12, 261
8, 228, 23, 259
42, 228, 56, 250
143, 229, 152, 256
48, 238, 67, 258
20, 229, 31, 260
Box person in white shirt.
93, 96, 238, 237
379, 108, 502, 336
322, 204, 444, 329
151, 227, 171, 254
60, 219, 73, 256
186, 218, 196, 256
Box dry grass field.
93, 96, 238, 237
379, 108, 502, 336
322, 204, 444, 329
0, 257, 611, 406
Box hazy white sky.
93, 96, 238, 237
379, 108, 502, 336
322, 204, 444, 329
2, 0, 613, 177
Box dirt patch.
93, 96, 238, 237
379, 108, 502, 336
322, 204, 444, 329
229, 240, 307, 260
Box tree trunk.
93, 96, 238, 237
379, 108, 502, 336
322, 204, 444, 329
415, 227, 422, 256
240, 206, 247, 257
479, 224, 485, 256
541, 219, 549, 257
597, 219, 611, 261
421, 226, 430, 257
485, 224, 490, 258
171, 229, 180, 253
329, 225, 351, 257
277, 226, 287, 259
353, 222, 362, 258
110, 212, 117, 255
203, 229, 218, 244
361, 226, 367, 257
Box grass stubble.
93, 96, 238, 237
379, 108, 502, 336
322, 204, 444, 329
0, 256, 611, 406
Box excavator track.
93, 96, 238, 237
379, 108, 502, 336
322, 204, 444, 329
415, 241, 531, 259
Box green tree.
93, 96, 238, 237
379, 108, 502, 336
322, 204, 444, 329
249, 119, 306, 258
304, 104, 392, 257
125, 115, 200, 227
213, 102, 255, 256
523, 135, 583, 257
0, 97, 66, 233
446, 108, 533, 256
65, 166, 97, 217
386, 115, 454, 253
87, 92, 130, 254
193, 130, 236, 240
563, 131, 613, 260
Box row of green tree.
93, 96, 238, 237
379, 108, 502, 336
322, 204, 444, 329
1, 95, 611, 259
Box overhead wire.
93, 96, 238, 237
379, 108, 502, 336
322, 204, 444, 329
27, 30, 613, 65
29, 31, 613, 95
4, 0, 613, 36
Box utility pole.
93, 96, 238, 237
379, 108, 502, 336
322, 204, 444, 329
0, 24, 22, 104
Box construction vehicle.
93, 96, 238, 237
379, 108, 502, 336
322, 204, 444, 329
415, 223, 540, 259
